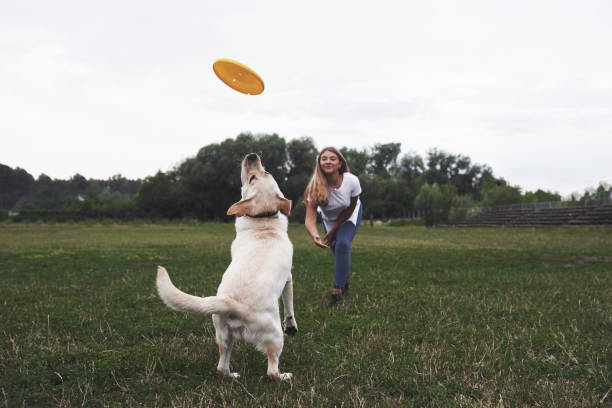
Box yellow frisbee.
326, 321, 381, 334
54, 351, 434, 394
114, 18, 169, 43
212, 58, 265, 95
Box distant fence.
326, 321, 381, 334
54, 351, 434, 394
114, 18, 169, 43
470, 197, 611, 215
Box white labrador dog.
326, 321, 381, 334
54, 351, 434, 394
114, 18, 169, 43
156, 153, 297, 380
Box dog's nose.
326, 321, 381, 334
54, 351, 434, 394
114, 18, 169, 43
246, 153, 259, 162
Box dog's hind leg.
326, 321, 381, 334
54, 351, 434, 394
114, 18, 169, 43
214, 315, 239, 378
282, 277, 298, 336
217, 338, 239, 378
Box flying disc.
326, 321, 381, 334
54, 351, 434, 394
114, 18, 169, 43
213, 58, 264, 95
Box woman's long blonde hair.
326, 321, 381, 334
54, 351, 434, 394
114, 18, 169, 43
303, 147, 350, 206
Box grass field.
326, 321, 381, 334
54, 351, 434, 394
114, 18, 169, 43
1, 222, 611, 407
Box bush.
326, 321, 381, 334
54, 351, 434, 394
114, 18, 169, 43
448, 195, 476, 224
481, 176, 522, 207
414, 183, 457, 226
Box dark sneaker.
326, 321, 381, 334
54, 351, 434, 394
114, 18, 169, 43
342, 281, 349, 296
328, 294, 344, 307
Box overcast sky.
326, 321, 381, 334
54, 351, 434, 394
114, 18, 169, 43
1, 1, 610, 197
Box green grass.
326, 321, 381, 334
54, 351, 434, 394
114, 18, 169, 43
1, 223, 611, 407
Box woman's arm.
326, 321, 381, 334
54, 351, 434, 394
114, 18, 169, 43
305, 200, 329, 248
323, 196, 359, 246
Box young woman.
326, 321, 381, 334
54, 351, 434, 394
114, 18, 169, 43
304, 147, 363, 307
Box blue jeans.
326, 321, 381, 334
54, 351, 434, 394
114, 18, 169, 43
322, 204, 363, 289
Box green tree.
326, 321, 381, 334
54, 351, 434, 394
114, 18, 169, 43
359, 176, 407, 219
481, 176, 522, 207
286, 137, 318, 212
69, 174, 88, 196
108, 174, 141, 195
448, 194, 476, 223
137, 171, 180, 218
523, 189, 561, 203
0, 164, 35, 209
34, 174, 63, 209
424, 148, 492, 199
397, 152, 425, 215
369, 143, 401, 178
415, 183, 441, 227
340, 147, 369, 177
594, 182, 612, 200
398, 152, 424, 181
425, 148, 456, 185
414, 183, 457, 226
579, 182, 612, 203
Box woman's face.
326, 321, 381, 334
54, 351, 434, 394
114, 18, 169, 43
319, 150, 342, 175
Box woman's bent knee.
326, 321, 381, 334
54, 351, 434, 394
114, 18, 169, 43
335, 239, 350, 253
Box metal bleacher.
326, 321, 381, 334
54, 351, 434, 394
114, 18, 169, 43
457, 202, 612, 227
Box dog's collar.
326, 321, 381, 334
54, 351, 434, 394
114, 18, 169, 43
245, 211, 279, 219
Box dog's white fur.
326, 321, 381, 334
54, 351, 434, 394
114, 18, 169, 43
156, 153, 297, 380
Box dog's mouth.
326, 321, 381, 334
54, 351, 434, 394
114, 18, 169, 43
247, 171, 269, 185
242, 153, 267, 185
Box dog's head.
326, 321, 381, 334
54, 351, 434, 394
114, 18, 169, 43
227, 153, 292, 218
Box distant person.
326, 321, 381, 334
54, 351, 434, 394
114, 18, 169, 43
303, 147, 363, 307
369, 215, 374, 228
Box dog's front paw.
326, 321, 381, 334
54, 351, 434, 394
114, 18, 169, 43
284, 315, 298, 336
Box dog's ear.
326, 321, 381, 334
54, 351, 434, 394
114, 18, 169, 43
227, 197, 254, 217
276, 194, 291, 216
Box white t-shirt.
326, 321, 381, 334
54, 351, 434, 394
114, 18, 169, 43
317, 172, 362, 231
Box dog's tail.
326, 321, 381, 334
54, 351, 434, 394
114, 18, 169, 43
156, 266, 246, 318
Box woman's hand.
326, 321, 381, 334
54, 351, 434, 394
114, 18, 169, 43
305, 201, 328, 248
323, 228, 337, 246
313, 235, 329, 248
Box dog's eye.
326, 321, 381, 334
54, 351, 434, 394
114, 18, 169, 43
249, 175, 256, 183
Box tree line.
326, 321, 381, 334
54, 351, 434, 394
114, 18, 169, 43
0, 164, 140, 220
1, 133, 610, 224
